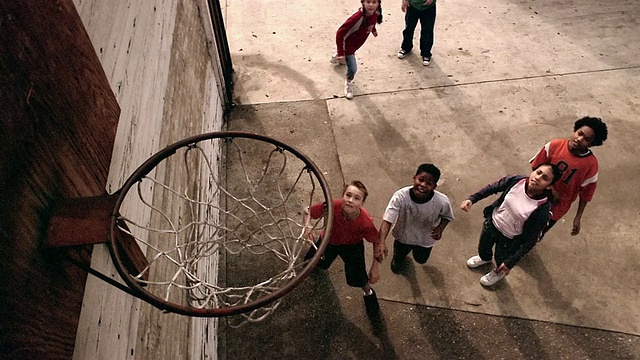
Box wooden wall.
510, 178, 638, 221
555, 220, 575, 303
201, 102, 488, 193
0, 0, 119, 358
72, 0, 225, 359
0, 0, 225, 359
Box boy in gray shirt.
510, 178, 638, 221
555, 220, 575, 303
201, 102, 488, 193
377, 163, 454, 272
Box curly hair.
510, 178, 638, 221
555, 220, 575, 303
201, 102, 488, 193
574, 116, 608, 147
415, 163, 441, 183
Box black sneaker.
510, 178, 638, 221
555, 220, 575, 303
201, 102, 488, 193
364, 289, 380, 316
422, 56, 431, 66
397, 49, 408, 59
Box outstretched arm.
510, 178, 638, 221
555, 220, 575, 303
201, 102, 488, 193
375, 220, 392, 261
572, 198, 589, 235
368, 257, 381, 284
460, 199, 473, 212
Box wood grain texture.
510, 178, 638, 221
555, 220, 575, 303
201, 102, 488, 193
0, 0, 119, 359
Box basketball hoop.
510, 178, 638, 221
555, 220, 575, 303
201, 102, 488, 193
45, 131, 333, 326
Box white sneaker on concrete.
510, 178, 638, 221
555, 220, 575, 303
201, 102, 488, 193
466, 255, 491, 269
330, 54, 346, 65
480, 270, 505, 286
345, 80, 354, 99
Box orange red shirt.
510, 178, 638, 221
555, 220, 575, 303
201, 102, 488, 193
530, 138, 599, 221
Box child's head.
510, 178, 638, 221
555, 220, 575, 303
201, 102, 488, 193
529, 163, 562, 192
571, 116, 608, 150
361, 0, 383, 24
341, 180, 368, 211
412, 163, 440, 198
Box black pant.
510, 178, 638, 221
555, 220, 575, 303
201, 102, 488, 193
477, 219, 521, 268
401, 4, 437, 57
305, 241, 368, 288
392, 239, 433, 264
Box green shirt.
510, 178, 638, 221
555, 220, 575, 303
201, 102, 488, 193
407, 0, 436, 11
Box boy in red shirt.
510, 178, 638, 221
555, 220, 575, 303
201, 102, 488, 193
303, 180, 381, 315
530, 116, 608, 236
330, 0, 383, 99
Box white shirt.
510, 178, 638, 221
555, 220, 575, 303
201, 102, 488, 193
383, 186, 455, 248
492, 179, 548, 239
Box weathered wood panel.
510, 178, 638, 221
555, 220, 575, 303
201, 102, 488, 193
0, 0, 119, 359
72, 0, 225, 359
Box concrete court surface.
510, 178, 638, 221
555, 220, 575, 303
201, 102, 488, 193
220, 0, 640, 358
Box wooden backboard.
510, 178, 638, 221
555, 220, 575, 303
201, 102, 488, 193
0, 0, 119, 358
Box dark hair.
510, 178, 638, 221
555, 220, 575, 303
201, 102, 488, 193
415, 163, 441, 183
343, 180, 369, 201
533, 162, 562, 185
574, 116, 608, 146
361, 0, 383, 24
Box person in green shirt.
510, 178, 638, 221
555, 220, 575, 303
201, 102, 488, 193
397, 0, 437, 66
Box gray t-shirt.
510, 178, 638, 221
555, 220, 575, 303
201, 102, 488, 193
383, 186, 454, 248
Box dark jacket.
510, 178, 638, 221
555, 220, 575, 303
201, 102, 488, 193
468, 175, 552, 268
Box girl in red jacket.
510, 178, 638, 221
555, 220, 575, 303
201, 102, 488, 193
331, 0, 383, 99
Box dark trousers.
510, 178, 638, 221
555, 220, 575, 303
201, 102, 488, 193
401, 4, 437, 57
305, 241, 368, 288
478, 219, 521, 268
393, 239, 433, 264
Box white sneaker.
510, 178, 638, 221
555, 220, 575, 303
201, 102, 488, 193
345, 80, 354, 99
480, 270, 505, 286
397, 49, 408, 59
330, 54, 346, 65
422, 56, 431, 66
466, 255, 491, 269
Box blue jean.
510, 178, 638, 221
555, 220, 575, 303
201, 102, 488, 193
401, 4, 436, 57
346, 54, 357, 81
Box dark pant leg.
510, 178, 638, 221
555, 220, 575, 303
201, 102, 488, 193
401, 5, 421, 52
317, 243, 339, 269
393, 240, 412, 263
411, 245, 433, 264
477, 219, 498, 261
494, 236, 522, 270
418, 5, 437, 57
339, 242, 369, 288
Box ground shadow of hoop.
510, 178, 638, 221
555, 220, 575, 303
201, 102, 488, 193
394, 262, 486, 359
494, 282, 554, 360
222, 267, 393, 359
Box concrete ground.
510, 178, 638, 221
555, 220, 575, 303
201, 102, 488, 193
220, 0, 640, 358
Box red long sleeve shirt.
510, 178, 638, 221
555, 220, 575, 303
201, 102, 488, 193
335, 9, 378, 57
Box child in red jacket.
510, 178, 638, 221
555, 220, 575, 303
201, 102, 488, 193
331, 0, 383, 99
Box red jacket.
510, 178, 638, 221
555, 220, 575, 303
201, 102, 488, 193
335, 9, 378, 57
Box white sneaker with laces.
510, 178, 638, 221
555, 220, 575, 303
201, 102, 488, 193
480, 270, 505, 286
466, 255, 491, 268
345, 80, 354, 99
422, 56, 431, 66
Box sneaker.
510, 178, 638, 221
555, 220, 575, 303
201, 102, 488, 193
345, 80, 354, 99
480, 270, 505, 286
397, 49, 408, 59
363, 288, 380, 316
390, 258, 403, 273
466, 255, 491, 269
330, 54, 346, 65
422, 56, 431, 66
